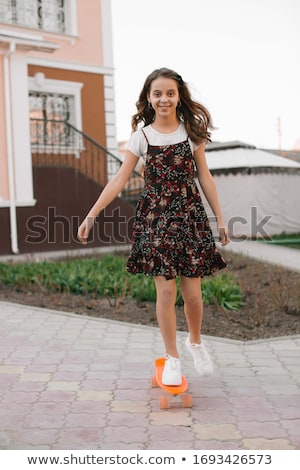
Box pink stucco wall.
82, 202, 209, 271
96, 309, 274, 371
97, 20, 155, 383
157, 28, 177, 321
28, 0, 104, 65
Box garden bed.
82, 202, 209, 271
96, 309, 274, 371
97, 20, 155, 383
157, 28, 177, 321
0, 250, 299, 341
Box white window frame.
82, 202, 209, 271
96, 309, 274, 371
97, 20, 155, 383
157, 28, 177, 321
65, 0, 77, 36
28, 74, 83, 156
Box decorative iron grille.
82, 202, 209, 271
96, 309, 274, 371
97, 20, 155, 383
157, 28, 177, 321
0, 0, 66, 33
29, 91, 75, 146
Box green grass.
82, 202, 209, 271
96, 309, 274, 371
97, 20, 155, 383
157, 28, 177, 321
259, 232, 300, 250
0, 254, 244, 311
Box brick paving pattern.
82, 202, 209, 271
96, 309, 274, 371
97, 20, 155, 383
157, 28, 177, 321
0, 301, 299, 450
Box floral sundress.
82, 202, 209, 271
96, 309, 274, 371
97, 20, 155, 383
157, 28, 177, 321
126, 133, 227, 280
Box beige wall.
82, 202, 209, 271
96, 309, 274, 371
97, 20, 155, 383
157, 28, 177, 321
0, 56, 9, 201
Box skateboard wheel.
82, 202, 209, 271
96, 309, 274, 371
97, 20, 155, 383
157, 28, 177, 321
160, 396, 170, 409
151, 375, 159, 387
182, 394, 193, 408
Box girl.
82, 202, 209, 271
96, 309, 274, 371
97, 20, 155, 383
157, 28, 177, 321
78, 68, 229, 385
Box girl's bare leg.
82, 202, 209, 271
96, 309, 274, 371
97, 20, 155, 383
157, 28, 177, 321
180, 276, 203, 344
154, 276, 178, 357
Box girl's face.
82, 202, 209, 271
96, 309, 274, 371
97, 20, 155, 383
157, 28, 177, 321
148, 77, 180, 119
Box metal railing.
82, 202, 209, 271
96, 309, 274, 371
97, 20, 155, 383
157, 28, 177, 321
30, 118, 144, 204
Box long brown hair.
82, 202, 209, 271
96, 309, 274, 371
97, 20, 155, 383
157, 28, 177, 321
131, 67, 214, 144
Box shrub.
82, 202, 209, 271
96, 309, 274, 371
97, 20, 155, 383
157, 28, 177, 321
202, 273, 244, 310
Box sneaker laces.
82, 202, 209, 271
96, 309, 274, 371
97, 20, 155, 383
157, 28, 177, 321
165, 355, 180, 369
189, 342, 209, 361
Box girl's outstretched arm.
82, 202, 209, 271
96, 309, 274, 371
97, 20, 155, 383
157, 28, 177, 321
77, 151, 139, 244
193, 144, 230, 246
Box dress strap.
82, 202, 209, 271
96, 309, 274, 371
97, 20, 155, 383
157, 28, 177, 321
141, 129, 149, 144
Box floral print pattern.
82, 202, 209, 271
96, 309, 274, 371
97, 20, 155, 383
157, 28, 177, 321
126, 139, 227, 280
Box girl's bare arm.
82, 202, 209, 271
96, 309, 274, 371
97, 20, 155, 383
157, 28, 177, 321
193, 144, 230, 245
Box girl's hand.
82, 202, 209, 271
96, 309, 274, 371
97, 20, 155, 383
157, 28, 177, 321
218, 224, 230, 246
77, 216, 95, 245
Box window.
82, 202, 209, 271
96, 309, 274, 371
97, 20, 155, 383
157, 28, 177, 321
0, 0, 68, 34
28, 76, 83, 152
29, 91, 75, 146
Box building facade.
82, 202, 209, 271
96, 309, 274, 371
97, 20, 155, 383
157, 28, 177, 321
0, 0, 135, 256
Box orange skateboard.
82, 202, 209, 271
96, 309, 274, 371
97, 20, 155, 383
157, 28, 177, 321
151, 357, 193, 409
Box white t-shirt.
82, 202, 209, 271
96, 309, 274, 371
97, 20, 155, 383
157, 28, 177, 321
126, 122, 200, 162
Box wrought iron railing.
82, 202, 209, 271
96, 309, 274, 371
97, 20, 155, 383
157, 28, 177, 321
30, 118, 144, 204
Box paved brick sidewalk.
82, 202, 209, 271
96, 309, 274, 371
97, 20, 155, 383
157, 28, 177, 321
223, 240, 300, 273
0, 301, 299, 450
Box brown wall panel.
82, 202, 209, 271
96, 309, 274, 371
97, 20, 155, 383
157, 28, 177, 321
0, 208, 11, 255
1, 167, 135, 255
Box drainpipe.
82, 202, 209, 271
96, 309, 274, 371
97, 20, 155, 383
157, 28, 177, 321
3, 42, 19, 254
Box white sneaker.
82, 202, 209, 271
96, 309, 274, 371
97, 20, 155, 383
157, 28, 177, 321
162, 355, 182, 386
185, 336, 214, 376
